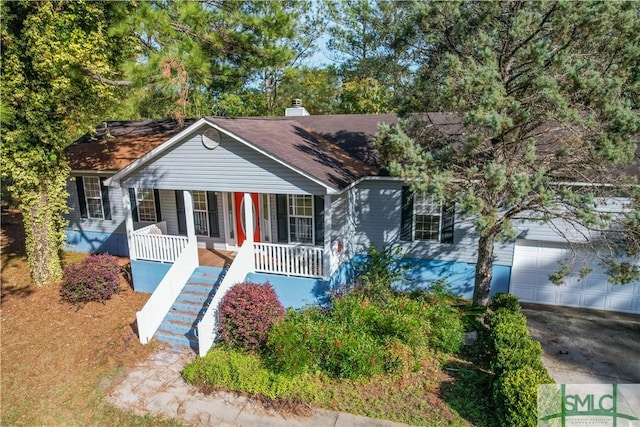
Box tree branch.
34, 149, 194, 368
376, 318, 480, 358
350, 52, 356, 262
82, 67, 132, 87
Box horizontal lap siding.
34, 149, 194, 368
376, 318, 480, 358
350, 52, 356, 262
330, 193, 349, 272
350, 180, 515, 266
159, 189, 226, 241
65, 176, 126, 234
121, 131, 325, 195
158, 189, 179, 235
513, 198, 633, 242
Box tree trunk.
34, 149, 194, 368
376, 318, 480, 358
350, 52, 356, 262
472, 233, 496, 306
24, 189, 63, 286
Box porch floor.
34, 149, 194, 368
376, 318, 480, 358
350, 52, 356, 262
198, 248, 236, 269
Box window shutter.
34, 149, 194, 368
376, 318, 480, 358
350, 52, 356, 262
129, 188, 139, 222
75, 177, 88, 219
207, 191, 219, 237
440, 203, 455, 244
99, 178, 111, 220
400, 186, 413, 241
175, 190, 186, 236
314, 196, 324, 247
276, 194, 288, 243
154, 189, 162, 222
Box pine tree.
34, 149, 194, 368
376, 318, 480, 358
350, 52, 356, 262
377, 1, 640, 305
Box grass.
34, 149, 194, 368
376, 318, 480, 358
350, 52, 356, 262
1, 208, 181, 426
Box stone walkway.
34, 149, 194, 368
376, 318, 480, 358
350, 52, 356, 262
106, 347, 411, 427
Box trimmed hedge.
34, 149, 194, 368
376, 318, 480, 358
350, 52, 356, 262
493, 365, 553, 427
489, 292, 521, 314
60, 254, 121, 305
217, 281, 284, 352
487, 302, 554, 427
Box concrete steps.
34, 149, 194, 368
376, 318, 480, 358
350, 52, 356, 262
155, 266, 225, 352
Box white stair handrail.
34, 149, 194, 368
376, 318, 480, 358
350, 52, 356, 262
136, 237, 198, 344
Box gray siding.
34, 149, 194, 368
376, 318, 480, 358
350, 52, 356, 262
158, 189, 179, 235
349, 179, 515, 266
329, 192, 350, 272
158, 189, 225, 245
121, 130, 326, 195
65, 176, 126, 234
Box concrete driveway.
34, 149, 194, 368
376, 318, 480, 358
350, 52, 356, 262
521, 303, 640, 384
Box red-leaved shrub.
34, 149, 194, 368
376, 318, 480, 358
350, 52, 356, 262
217, 281, 284, 352
60, 254, 121, 305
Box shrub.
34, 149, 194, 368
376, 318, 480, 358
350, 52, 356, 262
353, 245, 405, 301
486, 306, 554, 427
493, 365, 553, 427
218, 281, 284, 353
488, 309, 544, 374
182, 347, 318, 401
267, 291, 464, 379
266, 304, 386, 380
60, 254, 121, 305
383, 338, 415, 375
489, 293, 521, 314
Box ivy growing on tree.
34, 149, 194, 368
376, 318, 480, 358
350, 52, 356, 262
1, 1, 133, 285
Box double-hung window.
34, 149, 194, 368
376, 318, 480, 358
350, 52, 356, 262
134, 188, 157, 222
288, 195, 314, 244
192, 190, 209, 236
275, 194, 324, 246
75, 176, 111, 220
414, 193, 442, 241
401, 186, 454, 243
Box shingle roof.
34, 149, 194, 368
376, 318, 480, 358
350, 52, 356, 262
66, 113, 638, 188
67, 119, 196, 172
203, 117, 377, 190
66, 116, 389, 190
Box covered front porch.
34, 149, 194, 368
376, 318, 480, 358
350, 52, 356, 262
126, 190, 333, 289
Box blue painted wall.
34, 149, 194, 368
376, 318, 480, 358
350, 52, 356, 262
64, 229, 129, 257
245, 272, 329, 309
397, 257, 510, 299
131, 260, 172, 293
247, 256, 510, 309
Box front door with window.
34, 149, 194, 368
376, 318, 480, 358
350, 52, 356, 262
233, 192, 261, 245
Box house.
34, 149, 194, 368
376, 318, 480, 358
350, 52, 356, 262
64, 108, 640, 353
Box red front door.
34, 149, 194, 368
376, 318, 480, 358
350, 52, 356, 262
234, 192, 261, 245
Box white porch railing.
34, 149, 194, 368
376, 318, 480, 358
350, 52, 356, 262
132, 221, 188, 263
197, 240, 254, 357
253, 242, 324, 278
136, 237, 198, 344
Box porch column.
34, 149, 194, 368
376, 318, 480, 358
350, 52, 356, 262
183, 190, 196, 243
243, 192, 254, 244
122, 187, 136, 260
323, 194, 332, 279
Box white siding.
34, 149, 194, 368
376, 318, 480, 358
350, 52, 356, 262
121, 131, 326, 195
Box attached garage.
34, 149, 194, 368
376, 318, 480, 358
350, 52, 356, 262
510, 239, 640, 314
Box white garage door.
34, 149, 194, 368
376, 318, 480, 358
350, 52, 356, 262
510, 240, 640, 314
